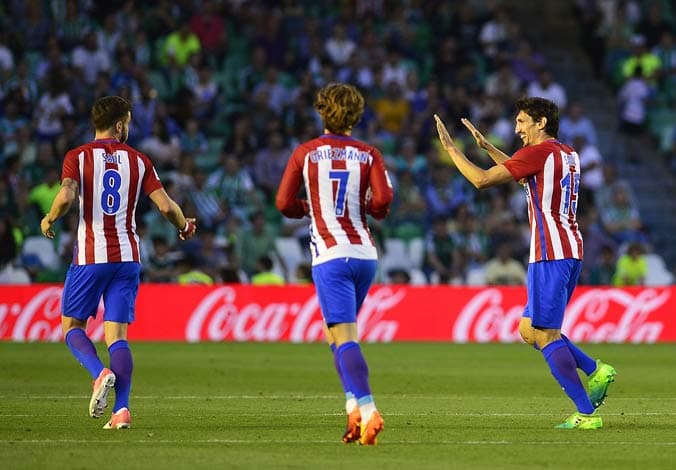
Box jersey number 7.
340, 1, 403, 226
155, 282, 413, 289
329, 170, 349, 217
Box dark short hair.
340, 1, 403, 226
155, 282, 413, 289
515, 97, 559, 138
91, 96, 131, 131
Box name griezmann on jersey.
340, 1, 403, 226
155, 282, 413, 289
308, 147, 371, 163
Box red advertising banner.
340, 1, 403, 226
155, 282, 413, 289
0, 284, 673, 343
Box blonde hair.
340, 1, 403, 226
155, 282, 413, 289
313, 83, 364, 135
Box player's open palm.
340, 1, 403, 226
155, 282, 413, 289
433, 114, 457, 152
461, 118, 490, 150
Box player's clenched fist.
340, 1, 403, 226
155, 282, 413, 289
179, 218, 197, 240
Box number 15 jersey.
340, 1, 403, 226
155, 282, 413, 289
61, 138, 163, 265
276, 134, 393, 265
502, 139, 584, 263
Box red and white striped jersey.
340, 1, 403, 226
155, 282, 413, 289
503, 139, 584, 263
276, 134, 393, 265
61, 138, 163, 265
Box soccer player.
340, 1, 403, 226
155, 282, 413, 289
40, 96, 197, 429
434, 97, 616, 429
276, 83, 393, 444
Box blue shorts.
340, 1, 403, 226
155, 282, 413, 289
312, 258, 377, 326
62, 262, 141, 324
523, 259, 581, 329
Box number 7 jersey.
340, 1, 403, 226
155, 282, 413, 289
61, 139, 164, 264
502, 139, 584, 263
276, 134, 393, 265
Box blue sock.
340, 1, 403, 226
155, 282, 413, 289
109, 340, 133, 412
330, 343, 354, 401
542, 339, 595, 414
561, 334, 597, 376
65, 328, 104, 379
336, 341, 371, 400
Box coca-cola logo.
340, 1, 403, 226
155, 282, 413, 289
453, 288, 670, 343
562, 288, 669, 343
0, 287, 104, 342
452, 289, 523, 343
185, 286, 404, 342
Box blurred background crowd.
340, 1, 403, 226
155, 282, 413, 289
0, 0, 674, 286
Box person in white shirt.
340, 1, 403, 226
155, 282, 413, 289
527, 68, 567, 110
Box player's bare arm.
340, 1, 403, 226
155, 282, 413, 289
41, 178, 79, 239
460, 118, 511, 165
148, 188, 197, 240
434, 114, 513, 189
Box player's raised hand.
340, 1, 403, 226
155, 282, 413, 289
434, 114, 457, 152
461, 118, 490, 150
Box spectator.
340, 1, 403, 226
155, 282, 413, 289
190, 0, 227, 62
620, 34, 662, 87
253, 130, 290, 202
578, 207, 618, 285
599, 185, 647, 245
652, 30, 676, 104
526, 67, 567, 109
484, 241, 527, 285
71, 30, 111, 86
372, 82, 411, 135
588, 244, 617, 286
484, 60, 523, 104
294, 262, 313, 285
510, 37, 546, 85
179, 118, 208, 155
144, 236, 178, 282
28, 165, 60, 219
236, 211, 286, 279
612, 242, 647, 286
187, 169, 228, 231
34, 71, 74, 143
572, 134, 604, 207
424, 164, 470, 221
618, 65, 653, 135
423, 216, 462, 284
250, 255, 285, 286
176, 253, 214, 285
387, 268, 411, 285
387, 169, 428, 241
138, 119, 181, 170
207, 154, 260, 221
559, 101, 599, 147
324, 23, 356, 66
163, 21, 202, 67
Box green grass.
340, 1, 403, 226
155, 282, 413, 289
1, 342, 676, 469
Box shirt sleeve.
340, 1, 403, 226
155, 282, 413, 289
367, 148, 394, 220
275, 146, 309, 219
502, 146, 544, 181
140, 153, 164, 195
61, 149, 80, 183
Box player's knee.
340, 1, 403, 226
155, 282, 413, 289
518, 324, 535, 346
61, 316, 86, 335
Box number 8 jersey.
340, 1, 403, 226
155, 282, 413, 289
502, 139, 584, 263
276, 134, 393, 265
61, 138, 163, 264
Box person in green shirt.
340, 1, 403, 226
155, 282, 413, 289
250, 255, 285, 286
612, 242, 647, 286
28, 165, 61, 216
163, 22, 201, 67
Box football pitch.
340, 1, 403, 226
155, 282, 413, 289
1, 342, 675, 469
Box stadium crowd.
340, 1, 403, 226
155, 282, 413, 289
0, 0, 672, 286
